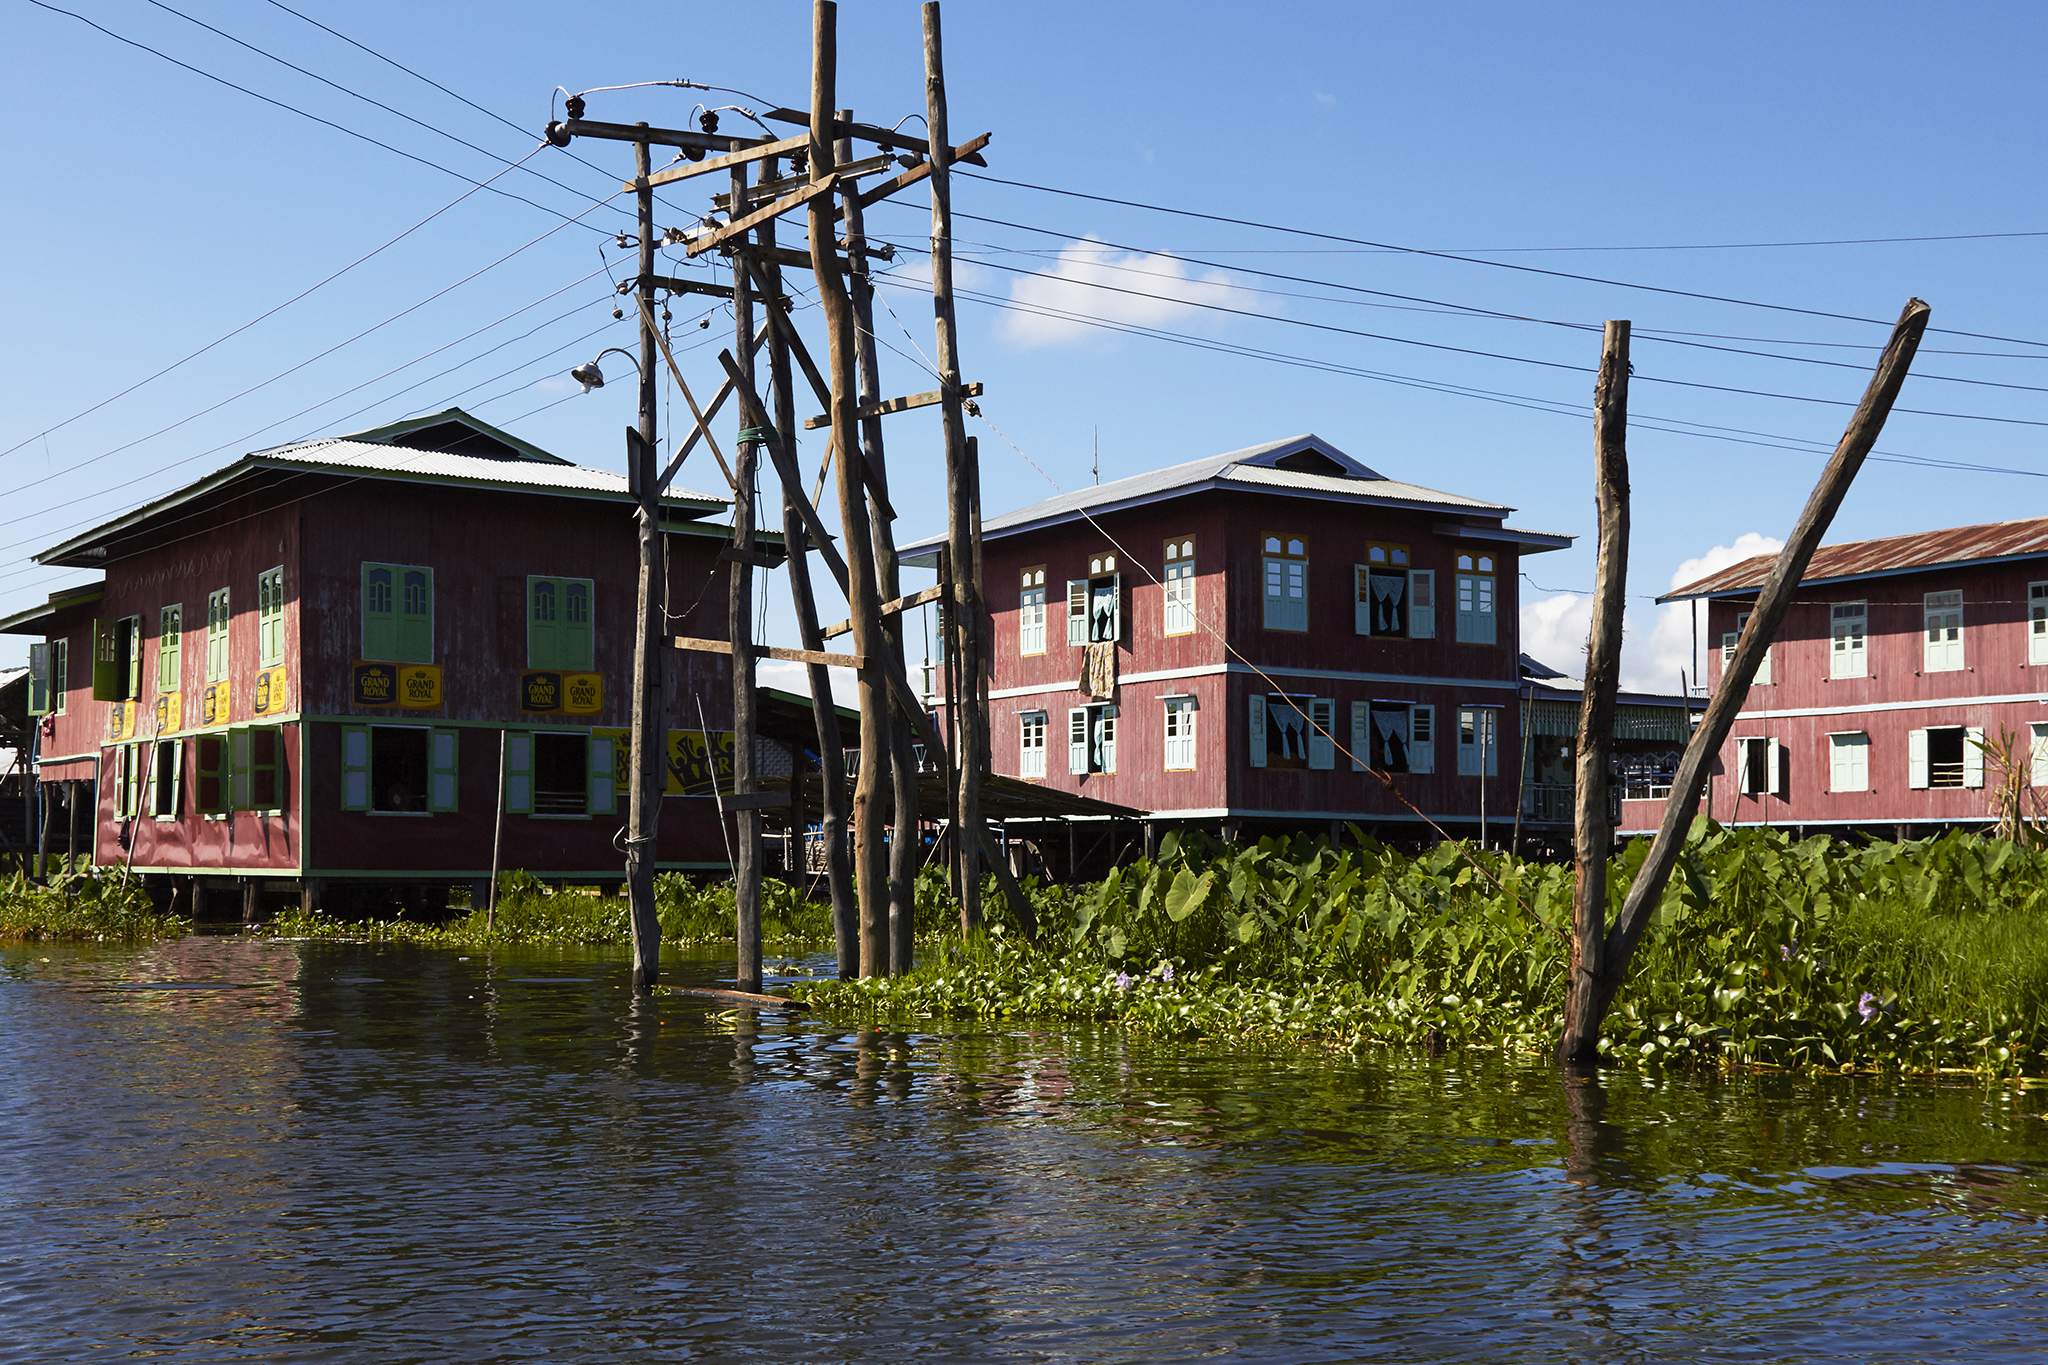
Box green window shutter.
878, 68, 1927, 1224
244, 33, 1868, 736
362, 565, 395, 660
123, 618, 141, 700
169, 739, 185, 815
91, 619, 120, 701
27, 642, 49, 716
50, 639, 67, 714
429, 729, 459, 813
230, 728, 254, 811
340, 726, 371, 811
587, 731, 615, 816
564, 580, 594, 671
158, 606, 181, 692
504, 730, 534, 814
398, 568, 433, 663
115, 746, 135, 820
528, 577, 559, 669
258, 568, 284, 666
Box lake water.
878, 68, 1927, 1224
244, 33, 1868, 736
6, 934, 2048, 1362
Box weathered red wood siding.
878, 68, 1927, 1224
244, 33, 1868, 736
1690, 561, 2048, 828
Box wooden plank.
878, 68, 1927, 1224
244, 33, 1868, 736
658, 984, 804, 1010
717, 545, 781, 569
655, 328, 765, 495
760, 108, 989, 165
819, 585, 945, 640
685, 176, 837, 258
745, 243, 876, 276
851, 131, 992, 213
638, 132, 810, 191
802, 382, 982, 430
643, 274, 738, 301
672, 635, 863, 670
716, 152, 899, 209
638, 297, 736, 490
715, 790, 789, 814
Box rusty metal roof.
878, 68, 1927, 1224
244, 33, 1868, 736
1663, 515, 2048, 601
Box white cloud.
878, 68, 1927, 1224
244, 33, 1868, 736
1517, 531, 1783, 697
1313, 90, 1339, 110
997, 237, 1264, 347
756, 658, 857, 707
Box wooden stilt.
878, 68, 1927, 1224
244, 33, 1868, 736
729, 160, 766, 994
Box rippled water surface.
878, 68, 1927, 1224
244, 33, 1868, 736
7, 935, 2048, 1361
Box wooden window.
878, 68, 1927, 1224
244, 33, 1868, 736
247, 726, 285, 812
1249, 693, 1327, 770
370, 726, 431, 814
123, 616, 141, 700
158, 605, 182, 693
149, 739, 182, 820
1735, 736, 1778, 797
1018, 710, 1047, 779
1830, 602, 1866, 680
2032, 583, 2048, 666
113, 743, 140, 820
1018, 567, 1047, 656
1923, 590, 1964, 672
1725, 609, 1772, 686
361, 562, 434, 664
503, 731, 534, 815
1162, 696, 1197, 770
1410, 704, 1435, 774
1360, 700, 1427, 774
206, 588, 230, 683
26, 643, 49, 717
2032, 722, 2048, 788
1261, 535, 1308, 632
47, 638, 67, 716
1456, 705, 1501, 777
1308, 698, 1334, 770
1828, 731, 1869, 793
533, 731, 598, 816
1162, 538, 1196, 636
93, 616, 141, 702
1356, 542, 1416, 637
258, 567, 286, 667
1910, 725, 1980, 790
528, 576, 596, 671
1068, 703, 1116, 774
1454, 553, 1496, 645
195, 733, 230, 816
1066, 556, 1122, 647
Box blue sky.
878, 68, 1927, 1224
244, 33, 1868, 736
6, 1, 2045, 693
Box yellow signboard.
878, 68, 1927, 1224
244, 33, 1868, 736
664, 729, 736, 797
563, 671, 603, 715
253, 665, 290, 716
397, 664, 443, 711
593, 726, 630, 795
153, 692, 181, 736
106, 700, 138, 742
200, 679, 232, 728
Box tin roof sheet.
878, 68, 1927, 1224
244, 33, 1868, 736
1664, 515, 2048, 600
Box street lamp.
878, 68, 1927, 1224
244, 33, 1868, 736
570, 347, 641, 393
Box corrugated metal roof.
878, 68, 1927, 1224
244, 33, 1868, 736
257, 438, 723, 505
905, 433, 1529, 557
1664, 515, 2048, 600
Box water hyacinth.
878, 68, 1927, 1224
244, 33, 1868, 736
801, 822, 2048, 1079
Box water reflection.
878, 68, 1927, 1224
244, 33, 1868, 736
7, 936, 2048, 1360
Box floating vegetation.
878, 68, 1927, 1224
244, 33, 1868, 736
0, 869, 188, 942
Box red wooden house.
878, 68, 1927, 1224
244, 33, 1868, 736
1623, 516, 2048, 837
3, 409, 758, 911
909, 435, 1571, 846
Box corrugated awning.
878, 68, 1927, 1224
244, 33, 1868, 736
1530, 699, 1694, 743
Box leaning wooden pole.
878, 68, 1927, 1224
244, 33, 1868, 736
625, 133, 665, 993
839, 118, 923, 973
729, 161, 766, 993
760, 177, 858, 979
1560, 297, 1931, 1065
922, 0, 988, 937
1560, 320, 1631, 1065
809, 0, 894, 976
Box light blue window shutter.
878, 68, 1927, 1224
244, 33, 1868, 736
1066, 581, 1088, 646
1248, 693, 1267, 768
1408, 570, 1435, 639
566, 581, 594, 671
1100, 706, 1117, 773
341, 726, 370, 811
505, 730, 534, 814
1965, 727, 1986, 789
430, 729, 460, 813
167, 738, 184, 814
362, 566, 395, 660
1349, 701, 1369, 772
528, 578, 558, 669
1308, 699, 1335, 770
1353, 567, 1372, 636
230, 727, 254, 811
1410, 706, 1436, 774
587, 732, 615, 816
1068, 708, 1087, 774
398, 569, 433, 663
1109, 573, 1122, 641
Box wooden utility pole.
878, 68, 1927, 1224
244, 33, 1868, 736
624, 131, 665, 993
839, 113, 921, 973
1558, 299, 1930, 1065
809, 0, 893, 975
923, 0, 987, 936
1562, 320, 1631, 1063
729, 160, 766, 993
761, 165, 858, 978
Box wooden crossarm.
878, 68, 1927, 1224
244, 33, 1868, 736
638, 133, 811, 192
685, 176, 838, 259
803, 382, 982, 430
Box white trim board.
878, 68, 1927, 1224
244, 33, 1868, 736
982, 661, 1520, 704
1734, 690, 2048, 721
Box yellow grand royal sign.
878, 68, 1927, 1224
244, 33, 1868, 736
106, 700, 138, 742
200, 679, 232, 728
153, 691, 181, 736
253, 665, 290, 716
397, 664, 442, 711
664, 729, 735, 797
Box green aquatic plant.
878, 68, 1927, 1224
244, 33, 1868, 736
0, 869, 188, 942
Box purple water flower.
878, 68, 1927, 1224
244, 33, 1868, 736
1780, 943, 1794, 961
1858, 991, 1879, 1023
1155, 961, 1175, 982
1115, 971, 1133, 991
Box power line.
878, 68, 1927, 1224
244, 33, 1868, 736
958, 170, 2048, 351
887, 242, 2048, 429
